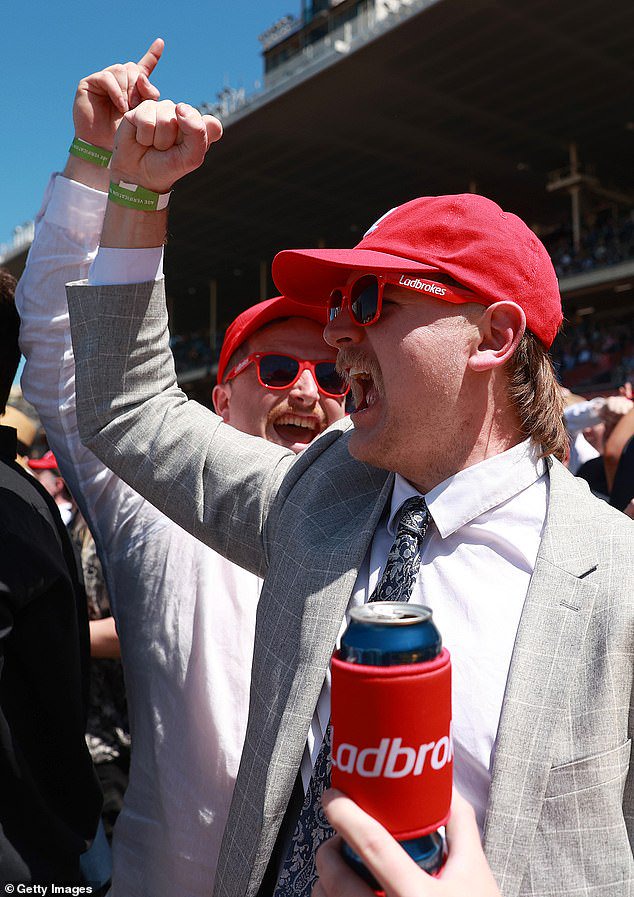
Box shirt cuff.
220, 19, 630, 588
45, 173, 108, 236
88, 246, 164, 286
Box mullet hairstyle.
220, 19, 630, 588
505, 330, 568, 462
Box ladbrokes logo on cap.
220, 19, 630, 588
399, 275, 447, 296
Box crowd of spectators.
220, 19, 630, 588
551, 314, 634, 392
545, 206, 634, 278
169, 330, 217, 375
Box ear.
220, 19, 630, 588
212, 383, 232, 422
467, 301, 526, 372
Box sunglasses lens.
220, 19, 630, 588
315, 362, 348, 396
328, 289, 344, 322
258, 354, 299, 388
350, 276, 379, 324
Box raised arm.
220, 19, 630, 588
17, 42, 169, 563
604, 406, 634, 493
67, 99, 292, 574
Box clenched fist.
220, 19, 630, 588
73, 38, 164, 151
110, 100, 223, 195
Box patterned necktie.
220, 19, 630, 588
273, 497, 430, 897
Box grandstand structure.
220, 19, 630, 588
168, 0, 634, 400
3, 0, 633, 401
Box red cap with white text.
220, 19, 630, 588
272, 194, 562, 348
217, 295, 328, 384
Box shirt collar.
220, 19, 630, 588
388, 439, 546, 538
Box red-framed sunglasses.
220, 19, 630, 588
224, 352, 349, 398
327, 273, 479, 327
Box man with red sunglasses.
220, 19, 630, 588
66, 97, 632, 897
16, 50, 346, 897
214, 299, 347, 454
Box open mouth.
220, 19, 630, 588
347, 367, 380, 413
272, 413, 321, 444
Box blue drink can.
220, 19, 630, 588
338, 601, 446, 885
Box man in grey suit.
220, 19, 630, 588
66, 97, 632, 897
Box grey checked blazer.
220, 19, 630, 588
67, 279, 633, 897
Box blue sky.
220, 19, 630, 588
1, 0, 292, 248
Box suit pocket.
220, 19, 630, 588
520, 740, 633, 896
544, 738, 631, 798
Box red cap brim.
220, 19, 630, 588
27, 450, 58, 471
272, 248, 441, 305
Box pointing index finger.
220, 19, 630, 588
137, 37, 164, 77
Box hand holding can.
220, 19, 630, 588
331, 602, 452, 887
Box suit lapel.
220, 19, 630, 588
483, 460, 601, 897
260, 467, 395, 839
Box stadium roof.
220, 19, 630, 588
166, 0, 634, 330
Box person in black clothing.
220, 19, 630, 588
0, 268, 101, 884
605, 405, 634, 516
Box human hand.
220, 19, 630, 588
73, 38, 164, 151
89, 616, 121, 659
109, 99, 223, 194
313, 789, 501, 897
600, 396, 634, 438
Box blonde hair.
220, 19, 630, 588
505, 331, 567, 462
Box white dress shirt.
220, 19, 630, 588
306, 439, 548, 832
17, 175, 261, 897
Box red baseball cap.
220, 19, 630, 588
27, 450, 59, 471
217, 295, 329, 384
272, 194, 563, 348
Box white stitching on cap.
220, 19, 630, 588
363, 206, 398, 237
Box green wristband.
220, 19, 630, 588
69, 137, 112, 168
108, 180, 171, 211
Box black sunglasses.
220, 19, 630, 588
225, 352, 349, 398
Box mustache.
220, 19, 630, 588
336, 348, 383, 388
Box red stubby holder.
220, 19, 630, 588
331, 602, 452, 887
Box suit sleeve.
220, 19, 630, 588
66, 278, 293, 576
626, 692, 633, 849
